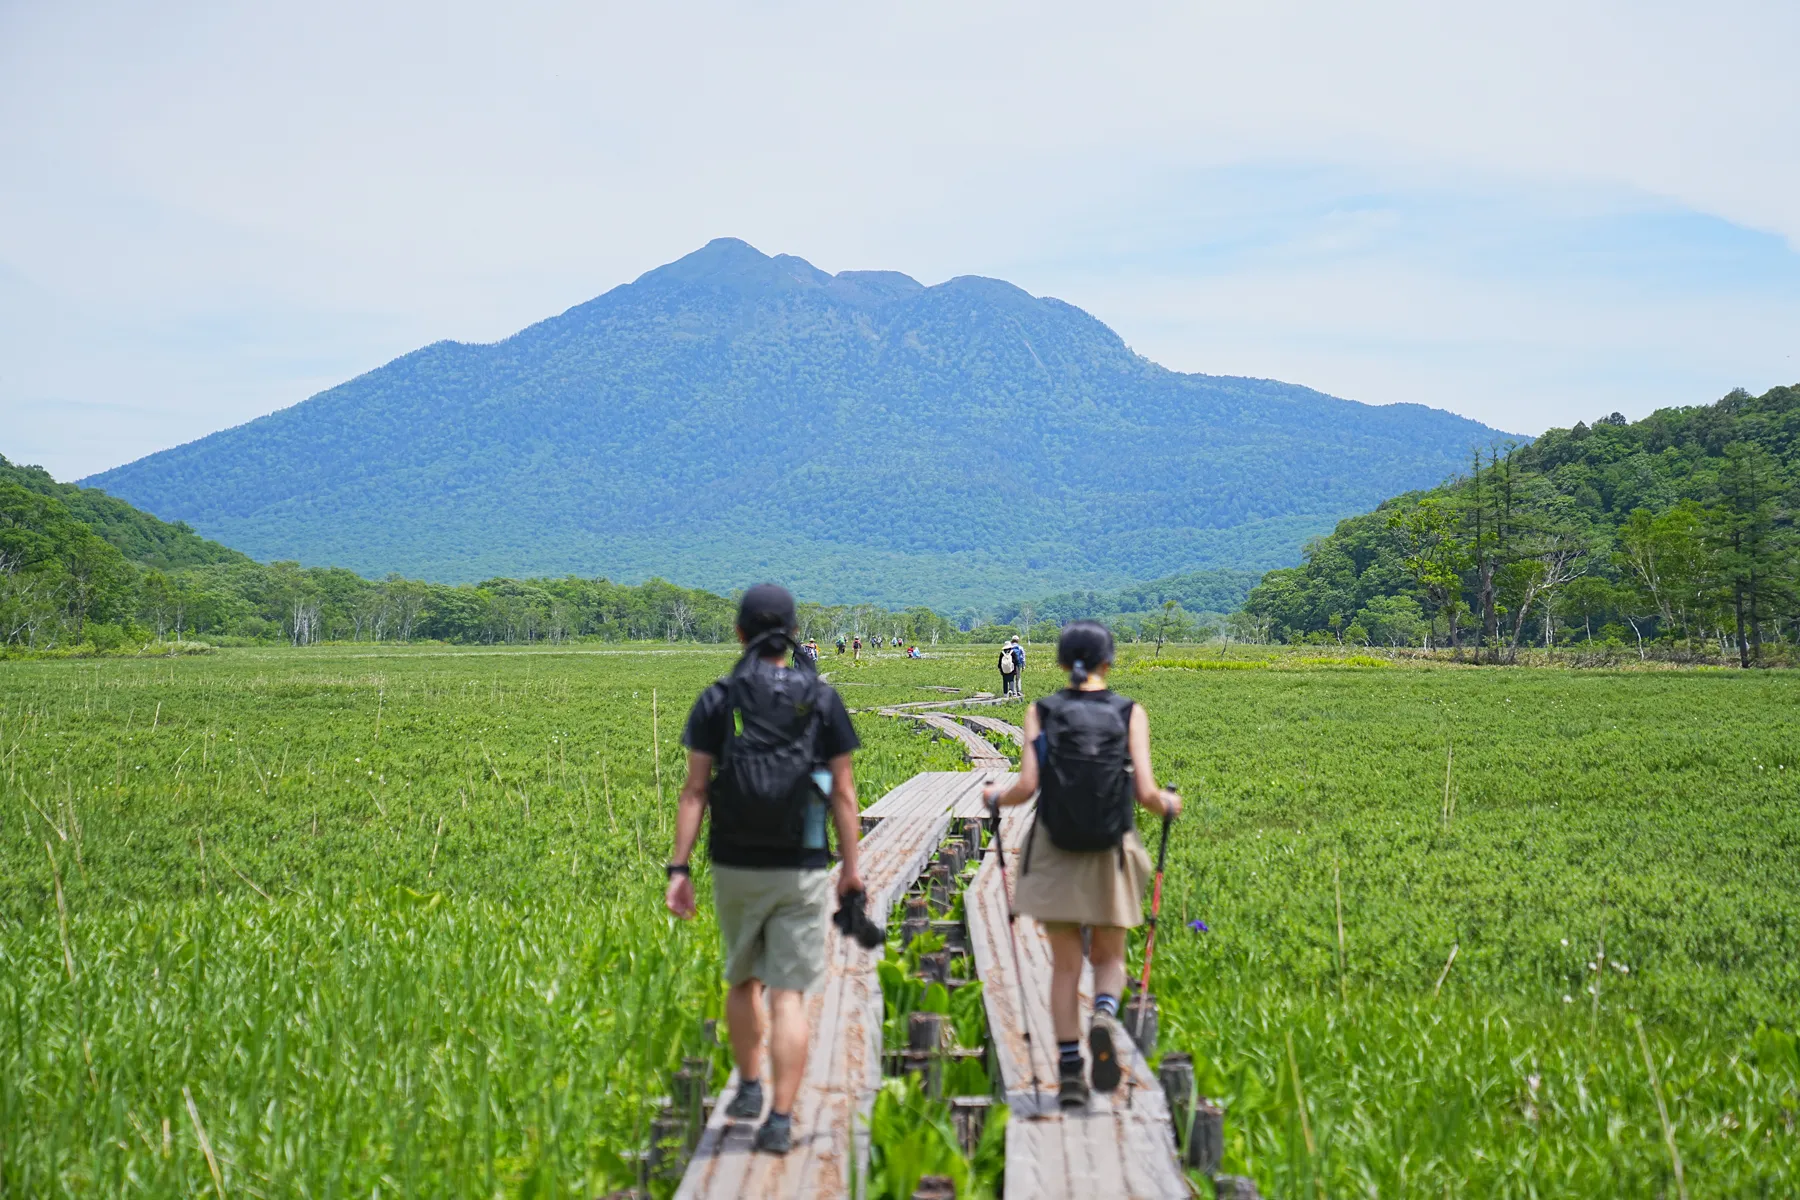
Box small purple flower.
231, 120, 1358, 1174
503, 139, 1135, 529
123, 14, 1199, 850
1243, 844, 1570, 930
1187, 919, 1209, 933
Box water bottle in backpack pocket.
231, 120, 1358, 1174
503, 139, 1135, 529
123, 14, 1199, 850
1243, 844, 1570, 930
1033, 690, 1136, 852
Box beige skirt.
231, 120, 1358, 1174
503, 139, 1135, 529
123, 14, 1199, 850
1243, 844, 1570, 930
1012, 819, 1153, 929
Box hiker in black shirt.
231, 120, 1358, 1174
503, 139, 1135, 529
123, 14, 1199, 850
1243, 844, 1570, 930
665, 584, 864, 1156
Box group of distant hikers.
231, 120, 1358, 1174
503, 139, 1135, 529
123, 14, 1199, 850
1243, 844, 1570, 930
823, 632, 925, 664
664, 585, 1178, 1154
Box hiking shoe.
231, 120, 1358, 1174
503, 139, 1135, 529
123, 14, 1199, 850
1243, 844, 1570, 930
1057, 1060, 1090, 1109
724, 1081, 763, 1121
751, 1117, 792, 1155
1088, 1015, 1124, 1094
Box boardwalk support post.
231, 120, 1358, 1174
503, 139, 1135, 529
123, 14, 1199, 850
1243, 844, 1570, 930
917, 951, 949, 987
1189, 1101, 1225, 1174
908, 1011, 946, 1098
647, 1107, 686, 1179
928, 860, 955, 910
1158, 1052, 1195, 1154
949, 1095, 993, 1156
673, 1059, 708, 1151
901, 895, 931, 947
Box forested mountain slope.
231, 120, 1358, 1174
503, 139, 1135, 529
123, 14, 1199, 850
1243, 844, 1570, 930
86, 238, 1500, 609
1244, 386, 1800, 664
2, 455, 246, 570
2, 449, 952, 651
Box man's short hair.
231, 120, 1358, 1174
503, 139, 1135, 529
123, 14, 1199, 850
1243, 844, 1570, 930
738, 583, 798, 638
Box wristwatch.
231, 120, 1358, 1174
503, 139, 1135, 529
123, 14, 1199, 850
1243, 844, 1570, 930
665, 863, 691, 878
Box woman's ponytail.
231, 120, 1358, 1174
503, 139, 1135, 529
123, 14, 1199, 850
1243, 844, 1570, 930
1070, 658, 1089, 686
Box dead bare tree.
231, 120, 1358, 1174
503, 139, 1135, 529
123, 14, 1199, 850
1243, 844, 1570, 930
291, 598, 321, 646
1506, 538, 1586, 662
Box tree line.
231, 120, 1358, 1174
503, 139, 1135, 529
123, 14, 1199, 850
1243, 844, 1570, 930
1, 454, 971, 652
1242, 386, 1799, 666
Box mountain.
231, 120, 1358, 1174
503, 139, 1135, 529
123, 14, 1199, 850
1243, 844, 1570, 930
84, 238, 1505, 609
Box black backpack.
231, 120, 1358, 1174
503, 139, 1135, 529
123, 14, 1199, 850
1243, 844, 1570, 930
1032, 689, 1136, 853
709, 632, 827, 852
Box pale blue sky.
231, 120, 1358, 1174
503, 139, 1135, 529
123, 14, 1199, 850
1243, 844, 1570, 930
2, 0, 1796, 480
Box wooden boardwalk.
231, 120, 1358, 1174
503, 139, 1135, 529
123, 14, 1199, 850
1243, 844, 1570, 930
859, 693, 1010, 714
958, 712, 1024, 747
678, 699, 1187, 1199
878, 709, 1014, 771
964, 803, 1192, 1199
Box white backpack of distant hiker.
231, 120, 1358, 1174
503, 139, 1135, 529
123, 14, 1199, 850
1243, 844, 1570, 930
999, 648, 1015, 675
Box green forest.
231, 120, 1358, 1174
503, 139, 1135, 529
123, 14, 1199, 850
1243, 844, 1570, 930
12, 381, 1798, 665
1244, 385, 1799, 665
0, 454, 965, 653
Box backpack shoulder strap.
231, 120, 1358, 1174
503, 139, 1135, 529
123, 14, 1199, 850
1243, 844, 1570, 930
710, 677, 742, 763
1104, 690, 1136, 724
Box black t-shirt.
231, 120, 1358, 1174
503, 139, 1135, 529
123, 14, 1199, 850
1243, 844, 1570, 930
682, 664, 861, 869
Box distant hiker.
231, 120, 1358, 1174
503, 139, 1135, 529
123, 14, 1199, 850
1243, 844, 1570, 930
997, 640, 1019, 697
795, 640, 818, 667
852, 635, 862, 665
836, 636, 846, 655
982, 621, 1181, 1108
1008, 636, 1026, 696
665, 584, 865, 1155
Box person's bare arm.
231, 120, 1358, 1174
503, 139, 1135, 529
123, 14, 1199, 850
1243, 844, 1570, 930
664, 750, 711, 919
982, 702, 1041, 809
827, 752, 864, 896
1127, 704, 1181, 817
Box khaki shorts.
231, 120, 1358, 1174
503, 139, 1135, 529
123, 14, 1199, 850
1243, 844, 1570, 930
712, 866, 831, 993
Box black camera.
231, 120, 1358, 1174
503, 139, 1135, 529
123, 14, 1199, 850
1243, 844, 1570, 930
832, 889, 886, 949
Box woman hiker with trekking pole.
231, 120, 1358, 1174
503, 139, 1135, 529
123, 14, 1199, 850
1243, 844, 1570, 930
982, 621, 1181, 1107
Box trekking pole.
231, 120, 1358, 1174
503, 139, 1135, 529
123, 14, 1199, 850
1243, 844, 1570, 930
985, 782, 1044, 1116
1133, 799, 1177, 1049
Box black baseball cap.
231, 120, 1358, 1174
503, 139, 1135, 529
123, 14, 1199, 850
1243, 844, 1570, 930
738, 583, 798, 637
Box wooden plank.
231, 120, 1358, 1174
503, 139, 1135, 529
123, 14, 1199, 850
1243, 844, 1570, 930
947, 773, 1012, 817
962, 803, 1045, 1110
906, 712, 1012, 770
861, 773, 940, 821
960, 713, 1025, 746
866, 771, 1004, 824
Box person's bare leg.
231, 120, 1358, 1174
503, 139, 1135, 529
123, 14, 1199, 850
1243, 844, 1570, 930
1046, 925, 1086, 1043
727, 979, 765, 1083
1088, 926, 1128, 1001
767, 988, 810, 1115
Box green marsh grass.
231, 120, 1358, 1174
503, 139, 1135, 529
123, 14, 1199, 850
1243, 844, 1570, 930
0, 645, 961, 1196
3, 642, 1797, 1196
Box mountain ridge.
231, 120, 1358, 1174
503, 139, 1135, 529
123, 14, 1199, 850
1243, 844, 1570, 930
84, 237, 1506, 610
